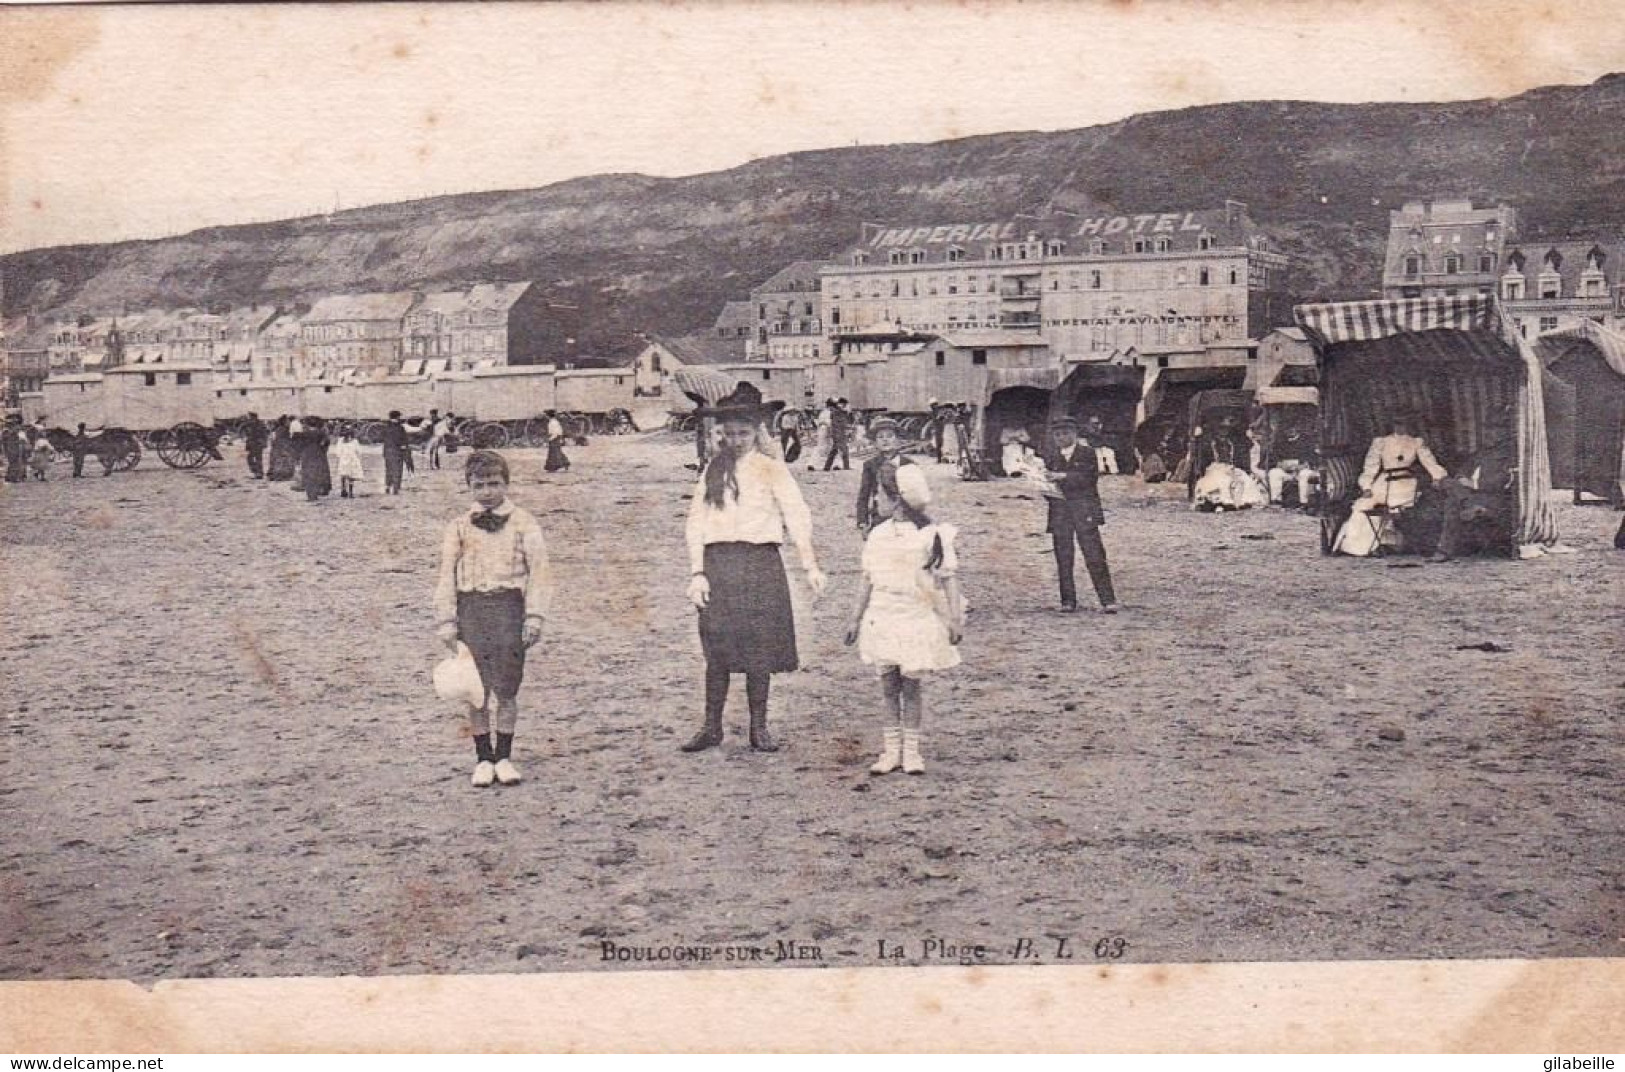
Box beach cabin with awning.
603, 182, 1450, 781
1295, 295, 1559, 554
1535, 319, 1625, 507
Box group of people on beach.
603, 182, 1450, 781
433, 380, 1118, 789
238, 407, 571, 502
1, 415, 58, 482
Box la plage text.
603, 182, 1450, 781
875, 935, 1128, 963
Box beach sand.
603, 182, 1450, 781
1, 435, 1621, 979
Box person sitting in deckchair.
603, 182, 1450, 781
1334, 413, 1447, 556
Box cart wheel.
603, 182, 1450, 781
157, 423, 215, 469
522, 417, 550, 447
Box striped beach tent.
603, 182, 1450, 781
1535, 320, 1625, 507
672, 366, 738, 408
1294, 295, 1558, 549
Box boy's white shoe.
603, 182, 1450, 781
471, 760, 496, 788
494, 759, 523, 785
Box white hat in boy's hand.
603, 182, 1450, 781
433, 642, 486, 706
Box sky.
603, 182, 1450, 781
3, 0, 1624, 254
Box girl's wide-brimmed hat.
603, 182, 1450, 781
896, 462, 933, 509
695, 381, 785, 422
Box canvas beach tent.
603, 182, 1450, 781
1294, 295, 1560, 555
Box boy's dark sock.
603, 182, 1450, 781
473, 733, 494, 763
495, 732, 514, 761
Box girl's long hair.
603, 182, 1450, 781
892, 495, 944, 571
702, 422, 759, 508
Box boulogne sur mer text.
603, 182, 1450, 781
600, 939, 825, 964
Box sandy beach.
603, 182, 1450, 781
1, 434, 1622, 980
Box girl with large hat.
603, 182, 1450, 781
682, 382, 827, 752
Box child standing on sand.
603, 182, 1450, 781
845, 464, 964, 775
434, 450, 552, 787
27, 434, 55, 481
332, 430, 364, 498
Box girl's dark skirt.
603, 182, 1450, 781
698, 542, 798, 674
457, 588, 527, 701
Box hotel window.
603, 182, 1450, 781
967, 277, 977, 294
176, 372, 192, 385
1198, 234, 1214, 251
1503, 278, 1524, 300
1154, 237, 1171, 253
1090, 270, 1102, 289
1046, 241, 1065, 256
1584, 276, 1605, 297
1479, 253, 1496, 273
1404, 255, 1421, 277
1133, 238, 1150, 254
948, 277, 959, 295
1198, 268, 1211, 286
143, 372, 157, 386
1540, 275, 1561, 299
1090, 240, 1107, 255
891, 281, 900, 297
1540, 316, 1559, 333
946, 246, 965, 262
971, 349, 988, 366
889, 251, 906, 265
1229, 268, 1239, 285
1444, 254, 1461, 275
935, 351, 945, 367
909, 249, 926, 264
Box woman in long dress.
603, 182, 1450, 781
297, 417, 332, 501
266, 416, 298, 481
542, 411, 570, 473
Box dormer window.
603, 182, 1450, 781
1132, 237, 1151, 254
1478, 252, 1496, 273
889, 250, 907, 265
1089, 240, 1106, 255
1197, 233, 1215, 251
1539, 272, 1561, 300
852, 252, 868, 266
1153, 236, 1171, 253
1045, 241, 1065, 256
1444, 254, 1461, 275
946, 246, 966, 263
1404, 255, 1422, 278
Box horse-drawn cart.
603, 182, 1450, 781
41, 364, 224, 472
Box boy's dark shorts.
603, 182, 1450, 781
457, 588, 527, 701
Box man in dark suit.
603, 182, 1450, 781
1045, 415, 1118, 613
243, 412, 268, 479
823, 398, 852, 471
381, 410, 407, 494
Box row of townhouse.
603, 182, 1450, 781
4, 281, 569, 397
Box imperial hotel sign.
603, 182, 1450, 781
822, 201, 1294, 366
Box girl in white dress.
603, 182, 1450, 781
844, 464, 964, 775
332, 430, 365, 499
